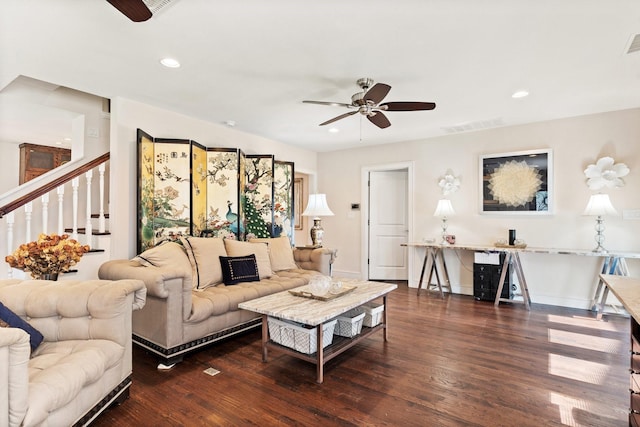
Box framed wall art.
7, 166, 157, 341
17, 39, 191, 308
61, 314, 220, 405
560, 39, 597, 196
479, 149, 552, 215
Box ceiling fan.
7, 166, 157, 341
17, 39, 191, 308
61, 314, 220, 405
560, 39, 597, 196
106, 0, 178, 22
303, 78, 436, 129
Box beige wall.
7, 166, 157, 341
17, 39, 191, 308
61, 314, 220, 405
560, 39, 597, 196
109, 97, 319, 259
318, 108, 640, 308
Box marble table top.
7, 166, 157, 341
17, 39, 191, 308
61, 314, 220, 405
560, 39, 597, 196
599, 274, 640, 322
238, 278, 397, 326
402, 242, 640, 258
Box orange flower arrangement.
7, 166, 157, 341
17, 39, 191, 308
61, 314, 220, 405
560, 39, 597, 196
5, 233, 90, 278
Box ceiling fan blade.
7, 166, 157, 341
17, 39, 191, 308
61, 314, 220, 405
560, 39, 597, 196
367, 112, 391, 129
319, 111, 358, 126
364, 83, 391, 104
380, 101, 436, 111
303, 100, 353, 108
106, 0, 152, 22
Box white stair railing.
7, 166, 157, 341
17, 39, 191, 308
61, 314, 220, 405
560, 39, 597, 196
2, 159, 109, 279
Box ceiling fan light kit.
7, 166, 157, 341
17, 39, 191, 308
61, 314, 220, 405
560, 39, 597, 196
303, 77, 436, 129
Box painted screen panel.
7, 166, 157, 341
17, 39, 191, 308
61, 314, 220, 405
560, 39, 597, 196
205, 148, 240, 238
274, 161, 294, 241
244, 155, 274, 238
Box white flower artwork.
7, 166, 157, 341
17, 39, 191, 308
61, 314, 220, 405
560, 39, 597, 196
584, 157, 629, 190
488, 160, 542, 207
438, 169, 460, 196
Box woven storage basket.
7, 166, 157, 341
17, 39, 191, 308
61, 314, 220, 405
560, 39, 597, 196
268, 317, 337, 354
334, 312, 365, 338
347, 302, 385, 327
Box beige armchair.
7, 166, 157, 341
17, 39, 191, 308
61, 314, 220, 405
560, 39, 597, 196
0, 278, 146, 427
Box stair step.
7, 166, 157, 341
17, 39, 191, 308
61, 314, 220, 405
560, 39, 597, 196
64, 228, 111, 236
90, 213, 110, 219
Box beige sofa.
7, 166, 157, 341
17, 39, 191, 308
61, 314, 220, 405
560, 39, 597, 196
0, 278, 146, 427
98, 236, 336, 368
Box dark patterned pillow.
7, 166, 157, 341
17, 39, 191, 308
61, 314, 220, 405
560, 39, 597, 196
0, 301, 44, 351
219, 254, 260, 285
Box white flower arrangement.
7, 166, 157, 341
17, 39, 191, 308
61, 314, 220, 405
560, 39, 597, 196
584, 157, 629, 190
438, 169, 460, 196
488, 160, 542, 207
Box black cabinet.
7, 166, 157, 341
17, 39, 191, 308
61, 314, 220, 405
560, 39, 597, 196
473, 253, 512, 302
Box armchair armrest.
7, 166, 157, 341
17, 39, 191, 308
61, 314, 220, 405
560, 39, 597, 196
0, 328, 29, 427
293, 247, 337, 276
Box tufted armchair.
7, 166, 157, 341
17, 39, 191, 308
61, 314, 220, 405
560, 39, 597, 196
0, 278, 146, 427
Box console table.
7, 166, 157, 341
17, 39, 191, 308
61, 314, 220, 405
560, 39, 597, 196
598, 274, 640, 424
403, 242, 640, 313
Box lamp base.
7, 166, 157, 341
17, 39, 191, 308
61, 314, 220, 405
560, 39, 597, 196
310, 218, 324, 247
592, 216, 607, 253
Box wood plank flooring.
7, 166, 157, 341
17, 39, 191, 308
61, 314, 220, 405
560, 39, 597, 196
93, 283, 630, 426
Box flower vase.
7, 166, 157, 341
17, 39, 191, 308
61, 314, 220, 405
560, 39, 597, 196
39, 273, 59, 281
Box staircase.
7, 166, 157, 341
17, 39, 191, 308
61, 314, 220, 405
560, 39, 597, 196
0, 153, 111, 281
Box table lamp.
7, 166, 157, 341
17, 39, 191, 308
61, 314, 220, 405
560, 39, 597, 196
434, 199, 455, 245
583, 193, 617, 253
302, 193, 334, 247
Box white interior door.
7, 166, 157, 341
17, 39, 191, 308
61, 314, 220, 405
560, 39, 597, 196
368, 169, 408, 280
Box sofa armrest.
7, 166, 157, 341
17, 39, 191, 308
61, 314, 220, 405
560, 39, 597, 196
99, 259, 191, 299
0, 328, 29, 427
293, 247, 337, 276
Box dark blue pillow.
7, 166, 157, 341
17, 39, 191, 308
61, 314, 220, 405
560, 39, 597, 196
0, 301, 44, 351
219, 254, 260, 285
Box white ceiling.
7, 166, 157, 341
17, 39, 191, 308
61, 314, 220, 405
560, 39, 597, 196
1, 0, 639, 152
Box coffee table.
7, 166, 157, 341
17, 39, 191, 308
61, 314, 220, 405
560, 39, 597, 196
238, 279, 397, 383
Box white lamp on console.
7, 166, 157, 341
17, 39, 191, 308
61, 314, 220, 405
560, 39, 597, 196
302, 193, 334, 247
583, 193, 617, 253
434, 199, 455, 245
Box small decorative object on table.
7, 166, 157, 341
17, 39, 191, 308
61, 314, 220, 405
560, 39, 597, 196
5, 233, 90, 279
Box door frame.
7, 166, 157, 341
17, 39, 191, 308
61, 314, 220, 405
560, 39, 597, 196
361, 161, 414, 281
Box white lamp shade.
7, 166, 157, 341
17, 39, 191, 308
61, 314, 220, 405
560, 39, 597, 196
302, 194, 334, 217
434, 199, 456, 217
583, 194, 618, 216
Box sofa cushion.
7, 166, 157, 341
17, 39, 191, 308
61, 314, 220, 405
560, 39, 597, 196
219, 255, 260, 285
181, 237, 227, 289
132, 241, 188, 268
249, 236, 297, 271
224, 240, 272, 279
0, 301, 43, 351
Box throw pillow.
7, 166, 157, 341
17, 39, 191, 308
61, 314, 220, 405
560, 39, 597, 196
0, 301, 44, 351
249, 236, 297, 271
219, 255, 260, 285
223, 239, 273, 279
180, 237, 227, 289
132, 241, 189, 268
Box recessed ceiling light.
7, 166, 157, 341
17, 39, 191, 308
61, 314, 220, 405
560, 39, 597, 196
160, 57, 181, 68
512, 90, 529, 99
55, 141, 63, 145
328, 127, 339, 133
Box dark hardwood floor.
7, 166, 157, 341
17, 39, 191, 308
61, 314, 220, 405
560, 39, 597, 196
93, 283, 630, 426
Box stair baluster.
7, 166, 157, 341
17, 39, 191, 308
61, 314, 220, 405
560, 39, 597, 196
85, 170, 93, 246
24, 201, 32, 243
71, 177, 79, 241
41, 194, 49, 235
57, 185, 65, 235
5, 212, 14, 278
98, 163, 106, 233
